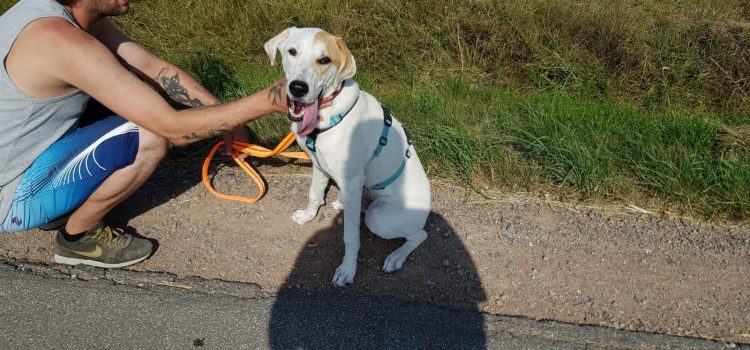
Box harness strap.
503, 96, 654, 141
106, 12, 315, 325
305, 104, 413, 191
317, 88, 360, 133
368, 106, 393, 163
305, 89, 359, 165
366, 105, 413, 191
370, 159, 407, 190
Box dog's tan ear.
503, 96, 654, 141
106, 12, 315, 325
334, 36, 357, 82
264, 27, 297, 66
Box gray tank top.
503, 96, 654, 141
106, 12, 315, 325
0, 0, 91, 222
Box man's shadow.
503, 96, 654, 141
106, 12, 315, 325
267, 110, 488, 348
267, 210, 488, 348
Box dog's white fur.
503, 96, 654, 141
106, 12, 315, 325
265, 27, 431, 287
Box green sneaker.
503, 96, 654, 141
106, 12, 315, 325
53, 224, 154, 268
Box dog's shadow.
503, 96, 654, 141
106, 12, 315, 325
268, 209, 488, 349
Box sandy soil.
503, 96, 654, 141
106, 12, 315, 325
1, 158, 748, 344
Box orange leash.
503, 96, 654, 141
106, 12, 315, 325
201, 132, 309, 204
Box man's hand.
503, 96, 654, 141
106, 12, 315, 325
222, 125, 250, 159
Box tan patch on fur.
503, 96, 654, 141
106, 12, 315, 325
313, 31, 354, 82
313, 31, 341, 77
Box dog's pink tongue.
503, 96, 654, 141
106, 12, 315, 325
297, 101, 319, 136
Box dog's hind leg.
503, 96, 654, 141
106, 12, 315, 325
382, 229, 427, 272
365, 200, 428, 272
291, 167, 329, 225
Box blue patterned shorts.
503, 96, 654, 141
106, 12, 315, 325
0, 115, 139, 232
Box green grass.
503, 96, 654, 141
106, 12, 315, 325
1, 0, 748, 219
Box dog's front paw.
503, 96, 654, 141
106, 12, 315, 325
331, 199, 344, 210
291, 209, 316, 225
332, 261, 357, 287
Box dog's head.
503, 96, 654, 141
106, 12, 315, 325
264, 27, 357, 135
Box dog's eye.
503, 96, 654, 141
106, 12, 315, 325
317, 57, 331, 65
288, 48, 297, 56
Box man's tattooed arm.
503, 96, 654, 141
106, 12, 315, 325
181, 123, 231, 142
154, 67, 205, 107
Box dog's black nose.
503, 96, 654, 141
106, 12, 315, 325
289, 80, 309, 98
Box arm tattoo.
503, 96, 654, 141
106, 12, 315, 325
182, 123, 231, 141
155, 67, 205, 107
268, 82, 283, 107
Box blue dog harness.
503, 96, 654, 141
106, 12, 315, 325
305, 104, 413, 191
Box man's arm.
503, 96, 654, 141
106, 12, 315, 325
95, 19, 258, 155
94, 19, 219, 108
40, 19, 285, 146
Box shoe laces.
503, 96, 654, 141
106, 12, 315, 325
90, 225, 126, 248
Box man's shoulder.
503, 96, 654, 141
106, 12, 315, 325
25, 16, 83, 38
22, 17, 102, 52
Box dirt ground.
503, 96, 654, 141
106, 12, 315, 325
1, 158, 748, 344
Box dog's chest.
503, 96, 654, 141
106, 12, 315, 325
296, 102, 414, 190
296, 121, 366, 176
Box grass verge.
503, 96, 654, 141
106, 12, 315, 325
2, 0, 747, 219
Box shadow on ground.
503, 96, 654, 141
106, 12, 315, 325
267, 210, 488, 348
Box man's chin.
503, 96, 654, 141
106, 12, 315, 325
103, 7, 128, 17
112, 1, 130, 16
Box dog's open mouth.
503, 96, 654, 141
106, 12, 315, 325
287, 99, 319, 136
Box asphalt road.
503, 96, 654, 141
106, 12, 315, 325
0, 261, 742, 350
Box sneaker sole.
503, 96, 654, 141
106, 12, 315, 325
52, 254, 149, 268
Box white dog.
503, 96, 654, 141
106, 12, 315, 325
264, 27, 431, 287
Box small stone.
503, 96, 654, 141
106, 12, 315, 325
442, 259, 451, 267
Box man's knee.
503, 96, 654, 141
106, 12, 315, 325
137, 131, 168, 163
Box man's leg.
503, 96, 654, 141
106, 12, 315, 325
64, 127, 167, 234
0, 115, 166, 267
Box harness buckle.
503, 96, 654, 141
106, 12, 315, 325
306, 137, 316, 152
379, 136, 388, 146
402, 125, 413, 145
406, 149, 412, 158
